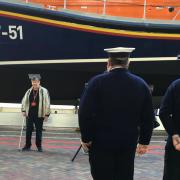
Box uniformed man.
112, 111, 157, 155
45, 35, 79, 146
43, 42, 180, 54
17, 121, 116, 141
21, 74, 50, 152
78, 47, 154, 180
159, 80, 180, 180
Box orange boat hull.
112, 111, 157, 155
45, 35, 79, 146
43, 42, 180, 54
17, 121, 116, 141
25, 0, 180, 20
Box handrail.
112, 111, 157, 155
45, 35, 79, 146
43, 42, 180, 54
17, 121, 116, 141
103, 0, 106, 15
64, 0, 67, 9
143, 0, 147, 19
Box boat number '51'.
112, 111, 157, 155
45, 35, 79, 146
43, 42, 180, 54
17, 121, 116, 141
0, 25, 23, 40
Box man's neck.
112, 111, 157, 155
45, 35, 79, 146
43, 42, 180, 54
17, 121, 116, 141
33, 87, 39, 91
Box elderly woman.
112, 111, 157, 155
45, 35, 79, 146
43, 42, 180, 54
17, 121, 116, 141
21, 74, 50, 152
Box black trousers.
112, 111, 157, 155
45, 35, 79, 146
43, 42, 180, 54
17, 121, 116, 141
89, 148, 136, 180
25, 117, 44, 148
163, 143, 180, 180
25, 119, 34, 130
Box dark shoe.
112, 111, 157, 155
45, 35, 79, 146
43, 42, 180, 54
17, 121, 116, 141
37, 147, 43, 152
22, 146, 31, 151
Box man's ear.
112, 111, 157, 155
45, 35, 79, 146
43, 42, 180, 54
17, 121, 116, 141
107, 59, 111, 66
107, 59, 111, 71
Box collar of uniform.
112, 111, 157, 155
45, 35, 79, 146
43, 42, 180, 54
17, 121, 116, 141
110, 67, 128, 72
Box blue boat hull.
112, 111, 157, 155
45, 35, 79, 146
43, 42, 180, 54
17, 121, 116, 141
0, 2, 179, 60
0, 2, 180, 105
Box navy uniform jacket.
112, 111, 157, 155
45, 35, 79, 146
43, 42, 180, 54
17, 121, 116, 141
159, 79, 180, 137
79, 68, 154, 151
